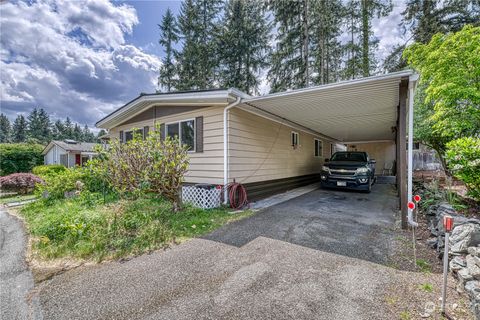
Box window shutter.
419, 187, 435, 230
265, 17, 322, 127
143, 126, 149, 139
195, 116, 203, 153
119, 130, 124, 143
159, 123, 165, 141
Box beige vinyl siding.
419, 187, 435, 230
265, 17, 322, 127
109, 106, 225, 185
227, 108, 331, 184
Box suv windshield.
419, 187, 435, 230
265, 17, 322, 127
331, 152, 367, 162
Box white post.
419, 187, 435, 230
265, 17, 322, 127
407, 76, 418, 227
441, 231, 450, 314
223, 97, 241, 204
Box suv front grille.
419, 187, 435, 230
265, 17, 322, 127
329, 169, 356, 176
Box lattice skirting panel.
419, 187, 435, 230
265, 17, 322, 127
181, 186, 222, 209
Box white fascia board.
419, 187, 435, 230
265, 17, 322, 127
244, 70, 414, 103
96, 90, 247, 129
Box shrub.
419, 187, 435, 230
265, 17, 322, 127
0, 143, 44, 176
445, 137, 480, 201
36, 168, 85, 200
92, 128, 189, 211
32, 164, 67, 178
0, 173, 44, 194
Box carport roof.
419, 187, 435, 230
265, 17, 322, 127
240, 70, 417, 142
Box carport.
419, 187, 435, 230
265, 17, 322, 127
231, 71, 419, 229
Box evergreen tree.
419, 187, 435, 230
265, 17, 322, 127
176, 0, 222, 90
37, 108, 51, 142
73, 124, 83, 141
342, 0, 363, 79
158, 8, 180, 92
52, 120, 66, 140
12, 115, 28, 143
64, 117, 74, 139
27, 108, 51, 144
0, 114, 11, 143
310, 0, 344, 85
218, 0, 271, 94
82, 124, 95, 142
268, 0, 311, 92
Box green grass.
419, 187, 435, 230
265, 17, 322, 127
20, 193, 252, 261
418, 283, 434, 292
416, 259, 432, 273
0, 194, 37, 205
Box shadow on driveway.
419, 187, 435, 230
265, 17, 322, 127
204, 184, 399, 266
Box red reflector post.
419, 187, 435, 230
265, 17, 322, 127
444, 216, 454, 232
408, 201, 415, 210
414, 195, 421, 203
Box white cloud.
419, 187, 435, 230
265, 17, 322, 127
0, 0, 161, 127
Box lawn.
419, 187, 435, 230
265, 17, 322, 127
0, 194, 37, 205
20, 194, 252, 261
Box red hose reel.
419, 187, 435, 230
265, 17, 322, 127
226, 181, 248, 209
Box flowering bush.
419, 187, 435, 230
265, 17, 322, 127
445, 137, 480, 201
91, 127, 189, 211
35, 168, 85, 200
0, 173, 44, 194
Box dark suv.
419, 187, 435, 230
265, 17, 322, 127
320, 151, 376, 192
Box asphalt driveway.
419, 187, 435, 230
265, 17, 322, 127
31, 184, 409, 320
205, 184, 399, 265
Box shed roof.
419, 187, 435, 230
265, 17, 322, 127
42, 140, 99, 155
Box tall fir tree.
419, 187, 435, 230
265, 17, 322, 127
310, 0, 344, 85
158, 8, 180, 92
176, 0, 222, 90
73, 124, 83, 141
27, 108, 51, 143
0, 114, 11, 143
12, 115, 28, 143
268, 0, 311, 92
64, 117, 74, 139
218, 0, 271, 94
82, 124, 95, 142
342, 0, 363, 79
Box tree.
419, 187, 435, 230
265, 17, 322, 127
176, 0, 222, 90
0, 114, 11, 143
158, 8, 180, 92
97, 129, 107, 140
218, 0, 271, 94
12, 115, 28, 143
73, 124, 83, 141
384, 0, 480, 72
27, 108, 51, 144
64, 117, 74, 139
359, 0, 392, 76
268, 0, 311, 92
82, 125, 95, 142
52, 119, 66, 140
342, 0, 363, 79
310, 0, 344, 85
404, 25, 480, 170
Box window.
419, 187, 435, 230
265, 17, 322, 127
166, 119, 195, 151
60, 154, 68, 166
314, 139, 323, 157
124, 128, 143, 142
291, 131, 299, 148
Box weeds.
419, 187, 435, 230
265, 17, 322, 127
418, 283, 434, 292
416, 259, 432, 273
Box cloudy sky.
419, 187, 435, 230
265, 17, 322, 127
0, 0, 408, 129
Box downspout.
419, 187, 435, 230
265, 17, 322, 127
223, 96, 242, 204
407, 74, 419, 227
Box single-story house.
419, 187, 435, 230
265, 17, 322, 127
42, 140, 98, 167
96, 70, 419, 228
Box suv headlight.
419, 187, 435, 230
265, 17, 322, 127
322, 165, 330, 172
356, 167, 369, 174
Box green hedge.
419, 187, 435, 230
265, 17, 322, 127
0, 144, 44, 176
32, 164, 67, 178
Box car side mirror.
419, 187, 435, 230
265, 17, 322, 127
370, 159, 376, 164
324, 158, 329, 163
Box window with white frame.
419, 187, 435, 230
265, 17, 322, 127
166, 119, 195, 151
314, 139, 323, 157
291, 131, 299, 148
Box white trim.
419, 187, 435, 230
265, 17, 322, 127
165, 118, 196, 152
407, 76, 418, 227
244, 70, 414, 103
342, 139, 395, 144
224, 97, 242, 204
